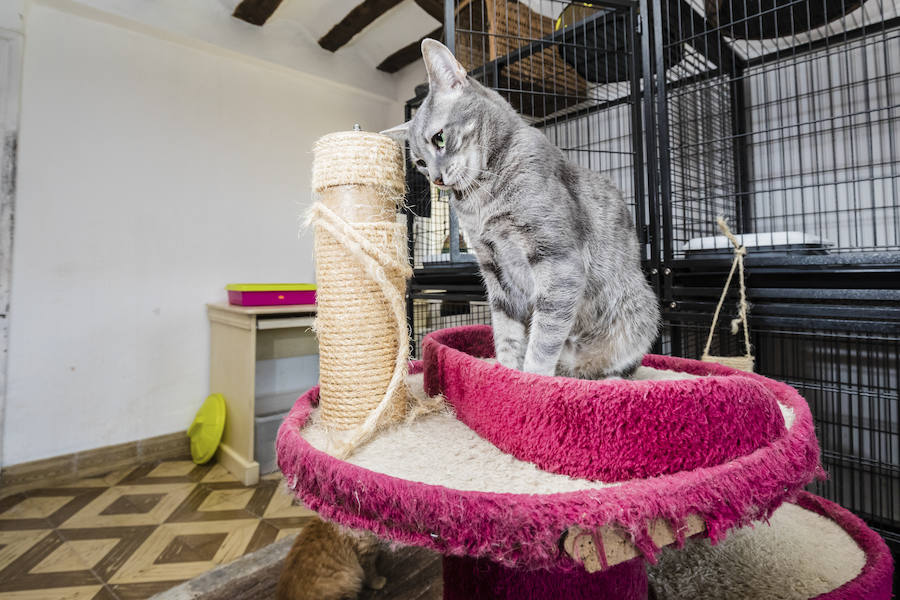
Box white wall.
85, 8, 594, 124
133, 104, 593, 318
3, 1, 403, 465
394, 59, 427, 105
0, 1, 25, 32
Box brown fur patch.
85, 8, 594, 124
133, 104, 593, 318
275, 517, 384, 600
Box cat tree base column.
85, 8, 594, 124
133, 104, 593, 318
441, 555, 647, 600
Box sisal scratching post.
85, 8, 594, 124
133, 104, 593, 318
701, 217, 755, 372
309, 129, 411, 457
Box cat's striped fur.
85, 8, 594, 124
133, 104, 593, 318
386, 40, 659, 378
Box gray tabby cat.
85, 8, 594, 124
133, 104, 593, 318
385, 39, 659, 378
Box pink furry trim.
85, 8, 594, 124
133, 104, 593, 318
422, 325, 786, 481
796, 492, 894, 600
276, 333, 822, 570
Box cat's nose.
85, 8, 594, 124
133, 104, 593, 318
433, 176, 444, 186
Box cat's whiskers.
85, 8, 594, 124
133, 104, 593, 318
458, 168, 500, 203
455, 165, 491, 188
457, 171, 496, 203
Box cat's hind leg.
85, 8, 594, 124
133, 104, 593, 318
604, 357, 642, 379
593, 312, 656, 379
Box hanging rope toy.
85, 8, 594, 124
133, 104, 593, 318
307, 128, 412, 458
701, 217, 755, 372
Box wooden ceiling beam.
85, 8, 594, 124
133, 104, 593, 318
319, 0, 405, 52
232, 0, 284, 26
377, 26, 443, 73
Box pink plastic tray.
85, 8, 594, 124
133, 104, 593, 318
227, 289, 317, 306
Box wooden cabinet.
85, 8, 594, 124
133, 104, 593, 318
207, 302, 317, 485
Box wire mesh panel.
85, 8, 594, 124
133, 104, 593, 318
743, 28, 900, 253
651, 0, 900, 558
411, 296, 492, 357
455, 0, 646, 223
665, 73, 739, 254
409, 185, 466, 269
650, 0, 900, 259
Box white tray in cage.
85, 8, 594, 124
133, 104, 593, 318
684, 231, 832, 257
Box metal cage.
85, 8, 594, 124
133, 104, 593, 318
643, 0, 900, 560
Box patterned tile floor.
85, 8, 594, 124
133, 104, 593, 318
0, 460, 316, 599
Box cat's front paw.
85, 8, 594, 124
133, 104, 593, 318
494, 337, 526, 370
522, 358, 558, 377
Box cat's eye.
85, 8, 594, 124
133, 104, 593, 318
432, 130, 446, 149
415, 159, 426, 168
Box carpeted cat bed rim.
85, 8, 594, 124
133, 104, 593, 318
422, 325, 785, 482
276, 355, 821, 571
794, 493, 893, 600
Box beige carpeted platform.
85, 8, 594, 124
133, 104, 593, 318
303, 368, 795, 494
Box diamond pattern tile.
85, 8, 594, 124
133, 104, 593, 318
107, 520, 258, 585
31, 540, 118, 574
197, 489, 254, 512
0, 490, 104, 531
145, 463, 194, 479
0, 531, 52, 572
99, 496, 164, 517
198, 465, 239, 485
59, 485, 193, 529
0, 461, 314, 599
0, 498, 70, 521
154, 533, 228, 564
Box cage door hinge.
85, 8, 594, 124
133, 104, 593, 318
636, 14, 643, 34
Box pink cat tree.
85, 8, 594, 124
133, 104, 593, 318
284, 130, 892, 598
276, 325, 893, 599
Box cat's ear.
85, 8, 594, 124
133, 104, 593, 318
379, 121, 410, 141
421, 39, 468, 92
